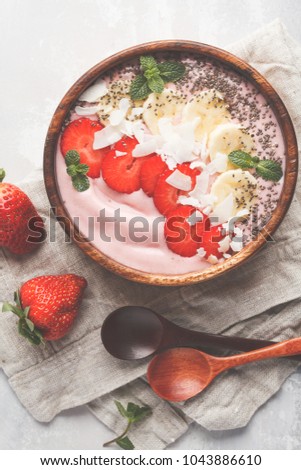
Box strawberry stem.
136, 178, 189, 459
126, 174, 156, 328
2, 291, 45, 346
0, 169, 5, 183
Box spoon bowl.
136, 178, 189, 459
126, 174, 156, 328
147, 337, 301, 402
101, 306, 164, 360
101, 306, 280, 360
148, 348, 213, 401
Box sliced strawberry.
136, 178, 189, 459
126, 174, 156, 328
164, 206, 205, 257
140, 155, 168, 197
60, 118, 109, 178
102, 136, 149, 193
153, 164, 200, 215
200, 224, 225, 260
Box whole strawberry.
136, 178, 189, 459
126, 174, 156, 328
2, 274, 87, 344
0, 168, 45, 255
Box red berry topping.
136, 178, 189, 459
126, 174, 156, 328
102, 136, 150, 193
140, 155, 168, 197
60, 118, 108, 178
153, 163, 200, 215
164, 205, 205, 258
201, 224, 225, 260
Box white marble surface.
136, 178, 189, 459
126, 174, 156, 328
1, 0, 301, 450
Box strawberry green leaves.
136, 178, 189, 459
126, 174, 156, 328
65, 150, 90, 192
228, 150, 283, 182
103, 401, 152, 450
2, 290, 45, 346
130, 55, 186, 100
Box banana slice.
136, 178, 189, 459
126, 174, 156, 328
209, 123, 255, 170
142, 89, 184, 134
211, 169, 258, 219
182, 90, 231, 141
96, 80, 143, 125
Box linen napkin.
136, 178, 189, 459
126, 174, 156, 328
1, 19, 301, 450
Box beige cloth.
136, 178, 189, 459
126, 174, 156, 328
1, 19, 301, 450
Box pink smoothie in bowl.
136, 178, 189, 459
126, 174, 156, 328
47, 43, 297, 283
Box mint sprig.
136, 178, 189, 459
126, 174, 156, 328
2, 290, 45, 346
103, 401, 152, 450
228, 150, 283, 182
0, 168, 5, 183
130, 55, 186, 100
64, 150, 90, 192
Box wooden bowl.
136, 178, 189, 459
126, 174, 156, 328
43, 40, 298, 286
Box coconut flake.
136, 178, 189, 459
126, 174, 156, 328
109, 98, 130, 126
93, 126, 123, 149
189, 171, 210, 199
177, 195, 200, 208
218, 235, 231, 253
132, 136, 164, 157
236, 208, 249, 219
131, 120, 145, 143
197, 247, 207, 258
230, 239, 244, 252
223, 253, 231, 259
166, 169, 192, 191
234, 226, 243, 238
207, 254, 219, 264
203, 206, 213, 216
74, 104, 101, 116
211, 193, 234, 225
199, 133, 208, 160
109, 109, 125, 126
79, 79, 108, 102
213, 152, 228, 172
157, 117, 200, 165
190, 160, 207, 170
115, 151, 127, 157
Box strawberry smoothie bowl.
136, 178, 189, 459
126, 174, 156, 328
44, 41, 297, 285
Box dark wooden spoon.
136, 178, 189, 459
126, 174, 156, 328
101, 306, 278, 360
147, 338, 301, 402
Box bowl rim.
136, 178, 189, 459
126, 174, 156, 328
43, 39, 298, 286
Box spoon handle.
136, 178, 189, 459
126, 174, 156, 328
176, 327, 276, 353
215, 337, 301, 373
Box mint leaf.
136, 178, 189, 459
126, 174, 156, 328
66, 165, 78, 177
130, 75, 151, 100
256, 159, 283, 181
116, 436, 135, 450
140, 56, 158, 71
65, 150, 80, 166
72, 174, 90, 192
228, 150, 259, 169
157, 61, 186, 82
130, 56, 186, 100
115, 400, 128, 419
77, 164, 90, 174
228, 150, 283, 182
144, 67, 161, 81
126, 403, 151, 423
147, 76, 165, 94
65, 151, 90, 192
103, 401, 152, 450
